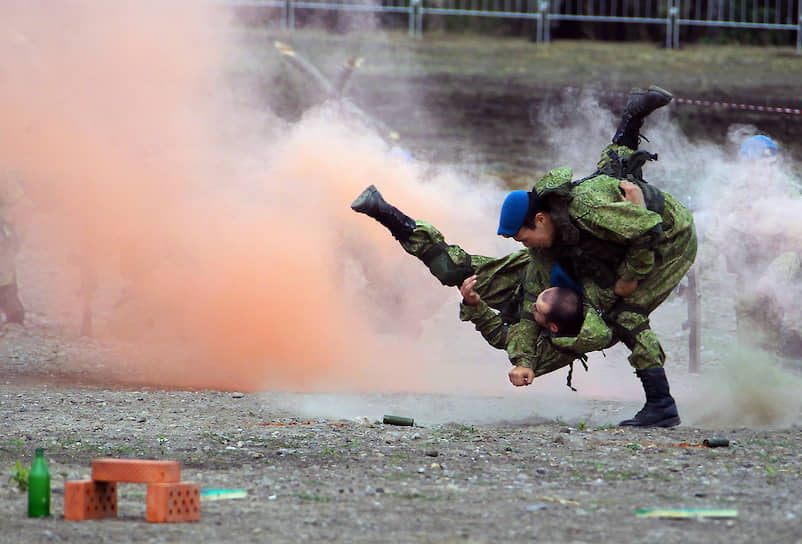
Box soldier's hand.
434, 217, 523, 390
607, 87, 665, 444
509, 365, 534, 387
614, 277, 639, 296
619, 180, 646, 209
460, 275, 481, 306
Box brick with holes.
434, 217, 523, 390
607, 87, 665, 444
64, 480, 118, 521
146, 482, 201, 523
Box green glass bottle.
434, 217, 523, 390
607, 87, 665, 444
28, 447, 50, 518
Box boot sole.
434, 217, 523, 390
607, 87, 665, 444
619, 416, 681, 428
351, 184, 378, 212
628, 85, 673, 107
647, 415, 681, 428
647, 85, 673, 100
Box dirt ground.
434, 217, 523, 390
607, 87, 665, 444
3, 27, 802, 544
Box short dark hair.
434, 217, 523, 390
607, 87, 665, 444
522, 191, 547, 229
542, 287, 583, 336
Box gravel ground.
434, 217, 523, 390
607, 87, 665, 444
2, 383, 802, 543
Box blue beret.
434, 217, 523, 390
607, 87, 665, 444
739, 135, 778, 160
497, 190, 530, 236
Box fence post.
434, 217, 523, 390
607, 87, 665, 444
797, 10, 801, 53
537, 0, 549, 43
667, 0, 679, 50
288, 0, 295, 30
686, 266, 701, 374
674, 0, 681, 49
410, 0, 421, 38
407, 0, 412, 38
416, 0, 424, 38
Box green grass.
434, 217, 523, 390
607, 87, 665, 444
382, 471, 416, 481
7, 461, 29, 492
294, 493, 332, 502
0, 439, 25, 453
594, 423, 618, 431
246, 27, 802, 101
386, 491, 449, 501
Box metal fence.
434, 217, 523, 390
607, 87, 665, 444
670, 0, 801, 49
228, 0, 802, 50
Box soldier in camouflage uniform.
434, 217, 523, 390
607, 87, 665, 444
0, 170, 25, 325
708, 135, 801, 352
493, 87, 696, 427
352, 86, 695, 428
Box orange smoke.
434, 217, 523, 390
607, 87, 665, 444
0, 2, 516, 393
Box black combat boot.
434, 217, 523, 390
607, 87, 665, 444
619, 367, 681, 428
612, 86, 674, 150
351, 185, 416, 242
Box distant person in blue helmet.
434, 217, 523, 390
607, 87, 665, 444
730, 134, 782, 338
739, 134, 779, 161
352, 86, 690, 427
711, 132, 802, 354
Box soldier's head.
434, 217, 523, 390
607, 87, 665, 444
533, 286, 583, 336
497, 190, 557, 248
739, 135, 779, 163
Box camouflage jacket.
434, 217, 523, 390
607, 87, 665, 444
460, 251, 615, 376
461, 165, 694, 373
534, 167, 665, 288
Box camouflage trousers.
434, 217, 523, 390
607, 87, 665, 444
609, 196, 698, 370
398, 220, 581, 377
399, 221, 526, 306
397, 209, 697, 374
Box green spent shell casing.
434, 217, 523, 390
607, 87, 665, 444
702, 438, 729, 448
382, 415, 414, 426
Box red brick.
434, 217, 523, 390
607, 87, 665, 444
146, 482, 201, 523
91, 458, 180, 483
64, 480, 118, 521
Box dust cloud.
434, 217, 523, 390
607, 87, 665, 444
684, 345, 802, 428
536, 88, 802, 428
